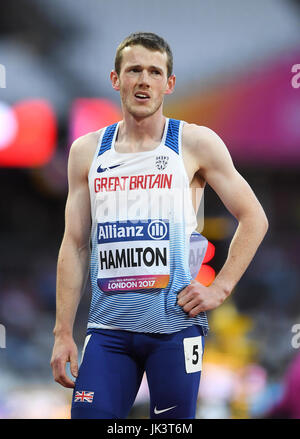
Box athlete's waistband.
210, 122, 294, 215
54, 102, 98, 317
87, 324, 208, 337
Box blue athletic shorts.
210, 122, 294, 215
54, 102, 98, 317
71, 324, 205, 419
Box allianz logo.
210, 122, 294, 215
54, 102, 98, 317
97, 220, 168, 241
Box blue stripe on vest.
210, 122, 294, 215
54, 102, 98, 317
98, 123, 118, 156
165, 119, 180, 154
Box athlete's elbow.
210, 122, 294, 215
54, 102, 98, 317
256, 205, 269, 235
262, 212, 269, 234
238, 206, 269, 236
254, 210, 269, 240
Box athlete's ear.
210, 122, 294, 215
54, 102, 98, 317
164, 74, 176, 95
110, 70, 120, 91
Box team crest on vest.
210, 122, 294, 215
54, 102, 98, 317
155, 155, 169, 170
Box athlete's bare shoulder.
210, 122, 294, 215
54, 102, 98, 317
182, 122, 233, 177
182, 122, 222, 155
68, 129, 103, 179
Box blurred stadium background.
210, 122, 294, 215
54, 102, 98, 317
1, 0, 300, 419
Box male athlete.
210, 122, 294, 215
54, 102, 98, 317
50, 32, 268, 419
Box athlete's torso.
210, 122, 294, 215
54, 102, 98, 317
86, 117, 209, 334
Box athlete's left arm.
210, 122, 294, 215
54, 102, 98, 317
177, 125, 269, 316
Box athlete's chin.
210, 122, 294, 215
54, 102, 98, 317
128, 104, 161, 120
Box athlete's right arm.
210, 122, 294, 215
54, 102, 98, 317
50, 134, 95, 388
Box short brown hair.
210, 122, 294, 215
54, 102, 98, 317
114, 32, 173, 77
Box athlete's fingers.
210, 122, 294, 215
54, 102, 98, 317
177, 292, 194, 306
56, 369, 75, 388
188, 303, 205, 318
70, 352, 78, 378
177, 286, 200, 306
57, 374, 75, 388
51, 356, 65, 383
177, 280, 199, 300
51, 357, 75, 388
177, 285, 193, 302
181, 297, 201, 314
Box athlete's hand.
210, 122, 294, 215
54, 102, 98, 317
177, 280, 227, 317
50, 335, 78, 388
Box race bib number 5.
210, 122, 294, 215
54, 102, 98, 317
183, 336, 203, 373
97, 219, 170, 292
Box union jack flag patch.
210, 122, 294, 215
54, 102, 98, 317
74, 391, 94, 403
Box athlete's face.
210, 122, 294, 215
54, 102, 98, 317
111, 45, 175, 119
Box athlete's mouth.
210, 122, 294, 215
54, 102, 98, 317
134, 92, 150, 100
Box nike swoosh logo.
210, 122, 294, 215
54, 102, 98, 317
97, 163, 122, 173
154, 405, 177, 415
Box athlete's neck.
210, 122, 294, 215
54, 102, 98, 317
117, 113, 166, 152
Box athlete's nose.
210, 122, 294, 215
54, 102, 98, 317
138, 69, 150, 87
